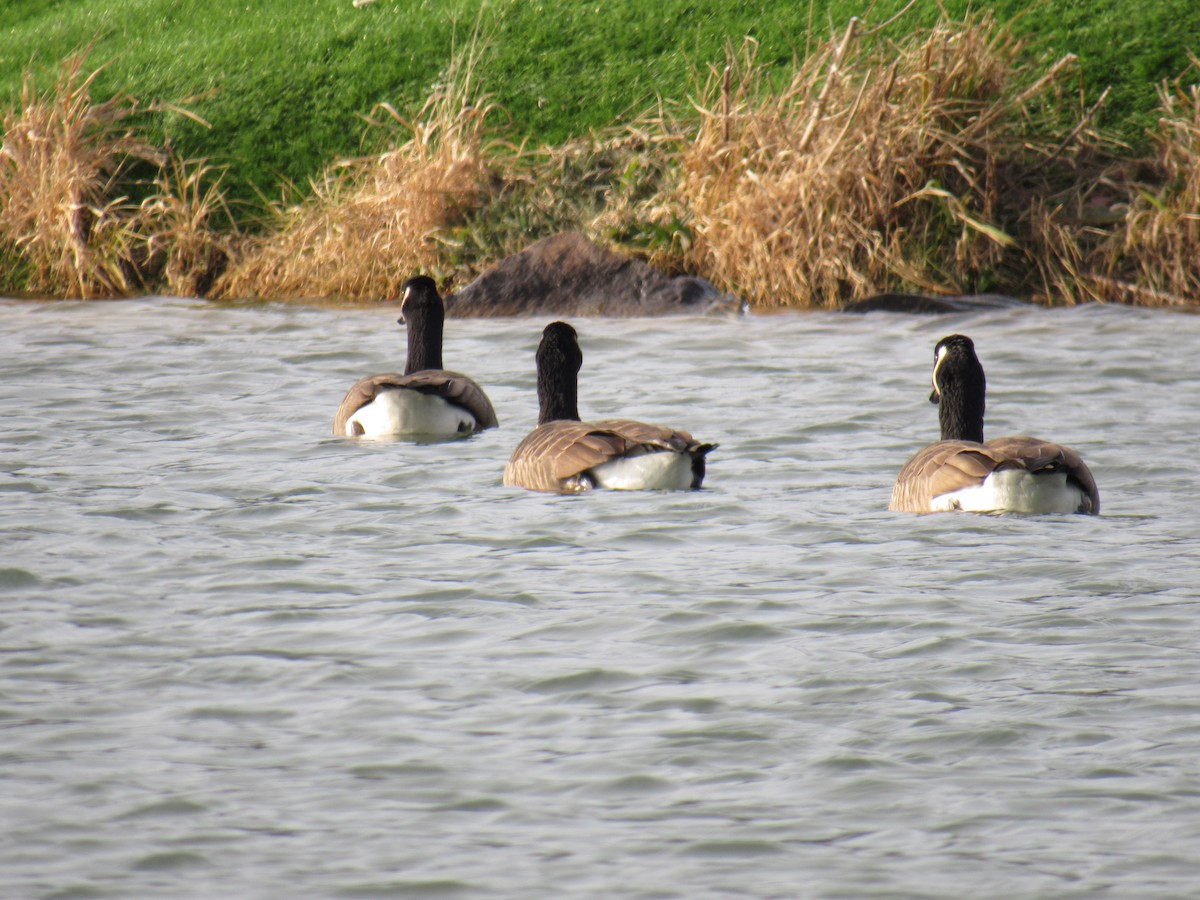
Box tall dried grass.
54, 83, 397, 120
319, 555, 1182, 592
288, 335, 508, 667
215, 41, 501, 302
0, 50, 232, 300
0, 51, 161, 298
676, 16, 1085, 308
1103, 67, 1200, 305
137, 155, 235, 298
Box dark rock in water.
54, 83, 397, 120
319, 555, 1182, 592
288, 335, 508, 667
841, 292, 1028, 314
445, 232, 741, 317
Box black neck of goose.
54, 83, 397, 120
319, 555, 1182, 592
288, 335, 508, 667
537, 365, 580, 424
404, 304, 444, 374
536, 325, 583, 424
938, 354, 986, 443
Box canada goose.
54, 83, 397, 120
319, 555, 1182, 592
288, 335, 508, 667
889, 334, 1099, 514
332, 276, 498, 438
503, 321, 716, 493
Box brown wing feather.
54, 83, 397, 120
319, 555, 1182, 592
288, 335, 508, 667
332, 369, 497, 436
591, 419, 704, 453
503, 419, 713, 493
889, 441, 999, 512
890, 437, 1099, 513
503, 422, 625, 492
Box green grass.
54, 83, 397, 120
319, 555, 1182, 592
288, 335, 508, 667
3, 0, 1197, 216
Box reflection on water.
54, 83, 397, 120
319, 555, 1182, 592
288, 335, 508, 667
2, 297, 1199, 897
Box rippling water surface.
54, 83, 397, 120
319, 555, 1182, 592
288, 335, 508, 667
2, 297, 1199, 898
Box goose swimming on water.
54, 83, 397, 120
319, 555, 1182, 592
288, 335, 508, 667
889, 333, 1099, 514
503, 321, 716, 493
332, 276, 498, 438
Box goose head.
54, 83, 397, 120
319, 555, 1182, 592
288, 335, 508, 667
536, 321, 583, 424
931, 333, 986, 443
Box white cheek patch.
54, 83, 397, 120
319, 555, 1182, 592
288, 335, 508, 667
931, 345, 949, 398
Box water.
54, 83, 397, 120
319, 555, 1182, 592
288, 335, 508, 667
2, 297, 1199, 898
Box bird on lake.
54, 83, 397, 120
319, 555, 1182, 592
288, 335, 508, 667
332, 276, 498, 438
503, 321, 716, 493
889, 333, 1099, 514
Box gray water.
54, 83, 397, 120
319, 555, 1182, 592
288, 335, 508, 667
2, 297, 1198, 899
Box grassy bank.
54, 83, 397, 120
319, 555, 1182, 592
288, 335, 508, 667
1, 1, 1198, 306
3, 0, 1198, 204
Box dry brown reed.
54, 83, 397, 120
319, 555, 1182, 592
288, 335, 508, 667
0, 50, 162, 298
675, 15, 1085, 308
136, 156, 235, 298
214, 40, 502, 303
1103, 67, 1200, 305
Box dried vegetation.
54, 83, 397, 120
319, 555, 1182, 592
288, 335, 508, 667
1099, 66, 1200, 304
678, 16, 1110, 307
0, 50, 230, 299
0, 51, 158, 298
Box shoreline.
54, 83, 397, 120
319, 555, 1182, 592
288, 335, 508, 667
1, 10, 1197, 310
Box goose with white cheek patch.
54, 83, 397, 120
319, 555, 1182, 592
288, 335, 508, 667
503, 321, 716, 493
890, 333, 1099, 514
332, 276, 498, 438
